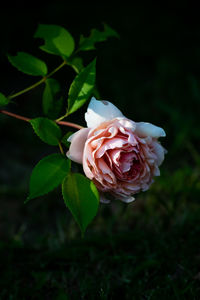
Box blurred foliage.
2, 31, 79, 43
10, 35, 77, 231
0, 3, 200, 299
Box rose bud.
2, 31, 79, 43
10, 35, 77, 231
67, 97, 166, 203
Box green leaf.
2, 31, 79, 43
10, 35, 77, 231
27, 154, 70, 201
34, 24, 75, 58
68, 57, 84, 73
7, 52, 47, 76
30, 117, 62, 145
0, 92, 9, 107
67, 59, 96, 115
42, 78, 63, 119
79, 23, 119, 51
61, 131, 73, 148
62, 173, 99, 235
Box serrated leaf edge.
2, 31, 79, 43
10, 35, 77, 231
26, 154, 70, 203
7, 52, 48, 76
30, 117, 62, 146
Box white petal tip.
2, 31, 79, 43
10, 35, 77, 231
67, 133, 74, 142
136, 122, 166, 138
85, 97, 124, 128
120, 196, 135, 203
66, 151, 71, 159
159, 128, 166, 137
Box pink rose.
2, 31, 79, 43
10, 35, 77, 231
67, 97, 166, 203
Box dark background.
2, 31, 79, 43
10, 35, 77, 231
0, 3, 200, 299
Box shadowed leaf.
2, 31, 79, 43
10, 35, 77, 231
42, 78, 63, 119
27, 154, 70, 201
61, 131, 73, 148
79, 24, 119, 51
30, 117, 62, 145
68, 56, 84, 73
62, 173, 99, 235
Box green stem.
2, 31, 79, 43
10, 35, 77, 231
8, 60, 67, 100
58, 142, 64, 155
47, 60, 67, 77
8, 78, 46, 99
56, 112, 68, 122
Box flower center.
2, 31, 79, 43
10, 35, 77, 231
103, 149, 141, 181
129, 159, 141, 176
120, 152, 141, 178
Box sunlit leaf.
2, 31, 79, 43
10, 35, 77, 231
27, 154, 70, 201
62, 173, 99, 235
7, 52, 47, 76
67, 59, 96, 115
34, 24, 75, 58
30, 117, 62, 145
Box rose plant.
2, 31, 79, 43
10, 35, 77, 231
0, 23, 166, 235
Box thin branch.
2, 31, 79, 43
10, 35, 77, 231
0, 109, 83, 130
56, 120, 83, 130
0, 109, 30, 122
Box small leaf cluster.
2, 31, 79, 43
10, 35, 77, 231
0, 23, 119, 235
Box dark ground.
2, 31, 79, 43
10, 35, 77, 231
0, 3, 200, 299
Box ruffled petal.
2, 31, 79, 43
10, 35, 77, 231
66, 128, 90, 164
135, 122, 166, 138
152, 141, 166, 166
85, 97, 124, 128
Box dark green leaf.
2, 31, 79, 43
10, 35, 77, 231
0, 92, 9, 107
68, 57, 84, 73
27, 154, 70, 201
62, 173, 99, 235
7, 52, 47, 76
67, 59, 96, 115
79, 24, 119, 51
30, 117, 62, 145
42, 78, 63, 119
61, 131, 73, 148
34, 24, 75, 58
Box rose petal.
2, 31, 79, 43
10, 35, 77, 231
118, 118, 136, 131
66, 128, 90, 164
151, 141, 166, 166
115, 194, 135, 203
85, 97, 124, 128
97, 158, 116, 184
135, 122, 166, 138
95, 137, 128, 158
